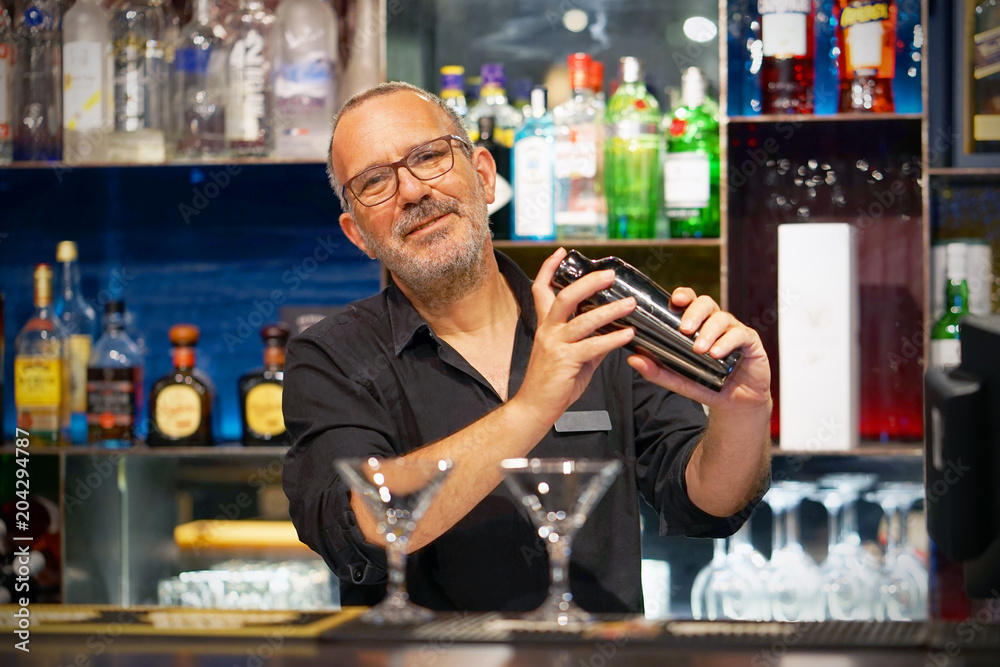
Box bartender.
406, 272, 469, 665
281, 81, 773, 613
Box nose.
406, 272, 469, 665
395, 164, 434, 206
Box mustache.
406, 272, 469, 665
394, 198, 462, 236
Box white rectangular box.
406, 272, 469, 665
777, 223, 859, 451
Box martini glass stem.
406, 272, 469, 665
547, 536, 573, 608
384, 540, 410, 608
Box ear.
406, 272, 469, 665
340, 212, 375, 259
470, 146, 497, 205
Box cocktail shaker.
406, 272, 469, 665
551, 249, 741, 391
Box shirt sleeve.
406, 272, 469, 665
281, 329, 393, 588
631, 369, 769, 538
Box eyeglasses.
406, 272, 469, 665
343, 134, 472, 207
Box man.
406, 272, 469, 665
282, 81, 773, 613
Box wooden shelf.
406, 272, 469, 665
727, 112, 924, 124
772, 442, 923, 458
927, 167, 1000, 176
493, 238, 722, 249
0, 157, 326, 170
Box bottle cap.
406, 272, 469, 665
681, 67, 707, 108
589, 60, 604, 94
620, 56, 643, 84
261, 322, 291, 346
440, 65, 465, 93
169, 323, 201, 347
568, 53, 592, 91
530, 86, 548, 117
480, 63, 506, 89
56, 241, 78, 262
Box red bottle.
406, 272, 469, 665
758, 0, 815, 114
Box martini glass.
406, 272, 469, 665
334, 456, 453, 624
500, 458, 623, 627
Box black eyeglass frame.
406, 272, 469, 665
343, 134, 474, 207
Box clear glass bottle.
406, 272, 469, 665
54, 241, 97, 444
239, 323, 290, 446
0, 7, 13, 164
511, 86, 556, 241
224, 0, 275, 157
87, 300, 143, 448
758, 0, 815, 114
439, 65, 467, 118
108, 0, 167, 163
273, 0, 337, 159
835, 0, 896, 113
553, 52, 606, 240
148, 323, 213, 446
11, 0, 63, 161
604, 56, 660, 239
173, 0, 227, 159
62, 0, 110, 163
662, 67, 720, 238
589, 58, 605, 108
930, 242, 969, 371
465, 62, 522, 148
14, 264, 68, 445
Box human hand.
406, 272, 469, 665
627, 287, 771, 411
513, 248, 637, 425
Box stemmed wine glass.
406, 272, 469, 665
500, 458, 622, 627
865, 481, 928, 621
691, 530, 768, 621
812, 473, 881, 620
763, 481, 824, 622
335, 456, 453, 624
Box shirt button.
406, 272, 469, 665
352, 566, 366, 583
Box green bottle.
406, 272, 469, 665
930, 242, 969, 371
604, 57, 661, 239
663, 67, 720, 238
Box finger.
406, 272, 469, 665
574, 326, 635, 360
703, 325, 754, 359
563, 297, 636, 342
669, 287, 697, 309
531, 247, 568, 315
679, 294, 721, 335
627, 353, 714, 404
691, 312, 741, 354
545, 269, 618, 324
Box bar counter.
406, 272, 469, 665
3, 606, 1000, 666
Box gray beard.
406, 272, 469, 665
356, 189, 492, 308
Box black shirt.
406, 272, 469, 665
282, 251, 764, 613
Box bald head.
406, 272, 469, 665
326, 82, 473, 212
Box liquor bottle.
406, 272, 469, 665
62, 0, 110, 163
604, 56, 661, 239
173, 0, 227, 159
87, 300, 143, 448
551, 250, 742, 391
511, 86, 556, 241
439, 65, 467, 119
758, 0, 815, 114
0, 7, 13, 164
273, 0, 338, 159
834, 0, 896, 112
11, 0, 63, 161
239, 323, 290, 446
475, 115, 512, 240
974, 0, 1000, 153
14, 264, 67, 445
553, 53, 606, 240
108, 0, 167, 163
930, 243, 969, 371
54, 241, 97, 444
224, 0, 275, 157
465, 63, 522, 147
511, 77, 533, 119
590, 59, 606, 108
148, 323, 213, 446
663, 67, 720, 238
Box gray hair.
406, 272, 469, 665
326, 81, 474, 213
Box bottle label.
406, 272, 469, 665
0, 44, 11, 140
275, 58, 332, 115
14, 357, 63, 407
227, 31, 267, 141
608, 120, 659, 139
175, 47, 211, 74
87, 366, 138, 441
931, 338, 961, 371
841, 2, 889, 72
554, 124, 599, 179
759, 0, 810, 58
68, 334, 93, 413
974, 25, 1000, 80
114, 37, 165, 131
64, 41, 105, 131
245, 383, 285, 436
663, 152, 710, 211
154, 384, 202, 438
513, 135, 555, 238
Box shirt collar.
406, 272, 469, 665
386, 249, 537, 357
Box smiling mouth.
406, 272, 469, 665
406, 214, 449, 236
